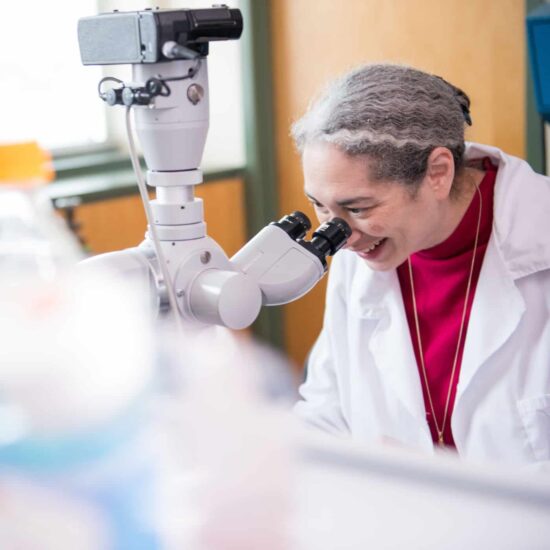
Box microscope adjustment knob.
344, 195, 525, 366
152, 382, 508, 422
104, 87, 123, 106
187, 84, 204, 105
122, 87, 135, 106
122, 86, 154, 106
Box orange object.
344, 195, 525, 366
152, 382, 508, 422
0, 141, 55, 185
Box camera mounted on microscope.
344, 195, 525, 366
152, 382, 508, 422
78, 5, 243, 65
78, 5, 242, 107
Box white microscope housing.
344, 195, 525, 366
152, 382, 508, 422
77, 6, 350, 330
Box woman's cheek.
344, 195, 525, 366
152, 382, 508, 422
366, 222, 385, 235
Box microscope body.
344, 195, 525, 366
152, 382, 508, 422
78, 7, 350, 331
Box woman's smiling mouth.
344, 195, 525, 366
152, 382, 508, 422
354, 237, 388, 259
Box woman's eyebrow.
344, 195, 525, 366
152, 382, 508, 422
304, 191, 374, 206
335, 196, 375, 207
304, 192, 321, 203
304, 191, 375, 206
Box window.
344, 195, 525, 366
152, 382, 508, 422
1, 0, 245, 171
0, 1, 105, 150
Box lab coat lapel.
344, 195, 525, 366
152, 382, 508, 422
457, 142, 535, 397
457, 238, 525, 396
357, 268, 426, 423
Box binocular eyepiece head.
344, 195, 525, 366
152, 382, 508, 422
272, 211, 352, 269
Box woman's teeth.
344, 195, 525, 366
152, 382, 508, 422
364, 238, 384, 253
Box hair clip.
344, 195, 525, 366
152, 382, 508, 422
460, 103, 472, 126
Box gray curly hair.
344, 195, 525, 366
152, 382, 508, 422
291, 64, 471, 189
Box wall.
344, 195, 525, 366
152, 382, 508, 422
270, 0, 526, 368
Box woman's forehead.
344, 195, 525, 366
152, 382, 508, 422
303, 142, 397, 200
303, 143, 371, 186
303, 141, 367, 172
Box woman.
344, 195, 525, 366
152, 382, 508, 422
292, 64, 550, 467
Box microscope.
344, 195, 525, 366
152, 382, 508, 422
77, 6, 350, 330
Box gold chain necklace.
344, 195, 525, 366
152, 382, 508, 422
407, 183, 483, 446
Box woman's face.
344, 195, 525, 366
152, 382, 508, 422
302, 141, 450, 271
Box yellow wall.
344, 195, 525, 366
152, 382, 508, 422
271, 0, 526, 368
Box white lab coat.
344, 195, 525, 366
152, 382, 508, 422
295, 143, 550, 467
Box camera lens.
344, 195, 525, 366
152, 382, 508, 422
271, 211, 311, 241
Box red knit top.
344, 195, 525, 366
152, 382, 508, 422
397, 159, 497, 447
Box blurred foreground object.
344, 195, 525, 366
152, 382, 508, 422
1, 188, 546, 549
295, 432, 550, 550
0, 187, 159, 549
0, 141, 55, 184
151, 327, 296, 550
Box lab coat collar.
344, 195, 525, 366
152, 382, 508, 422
349, 262, 395, 318
456, 236, 526, 396
465, 142, 550, 280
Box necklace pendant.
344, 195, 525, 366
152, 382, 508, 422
438, 434, 445, 446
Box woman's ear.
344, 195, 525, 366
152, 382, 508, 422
425, 147, 455, 199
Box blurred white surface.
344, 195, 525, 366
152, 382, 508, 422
0, 187, 159, 548
293, 432, 550, 550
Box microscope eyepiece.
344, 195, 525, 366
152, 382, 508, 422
271, 211, 311, 241
311, 217, 352, 255
270, 212, 350, 271
298, 217, 351, 270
